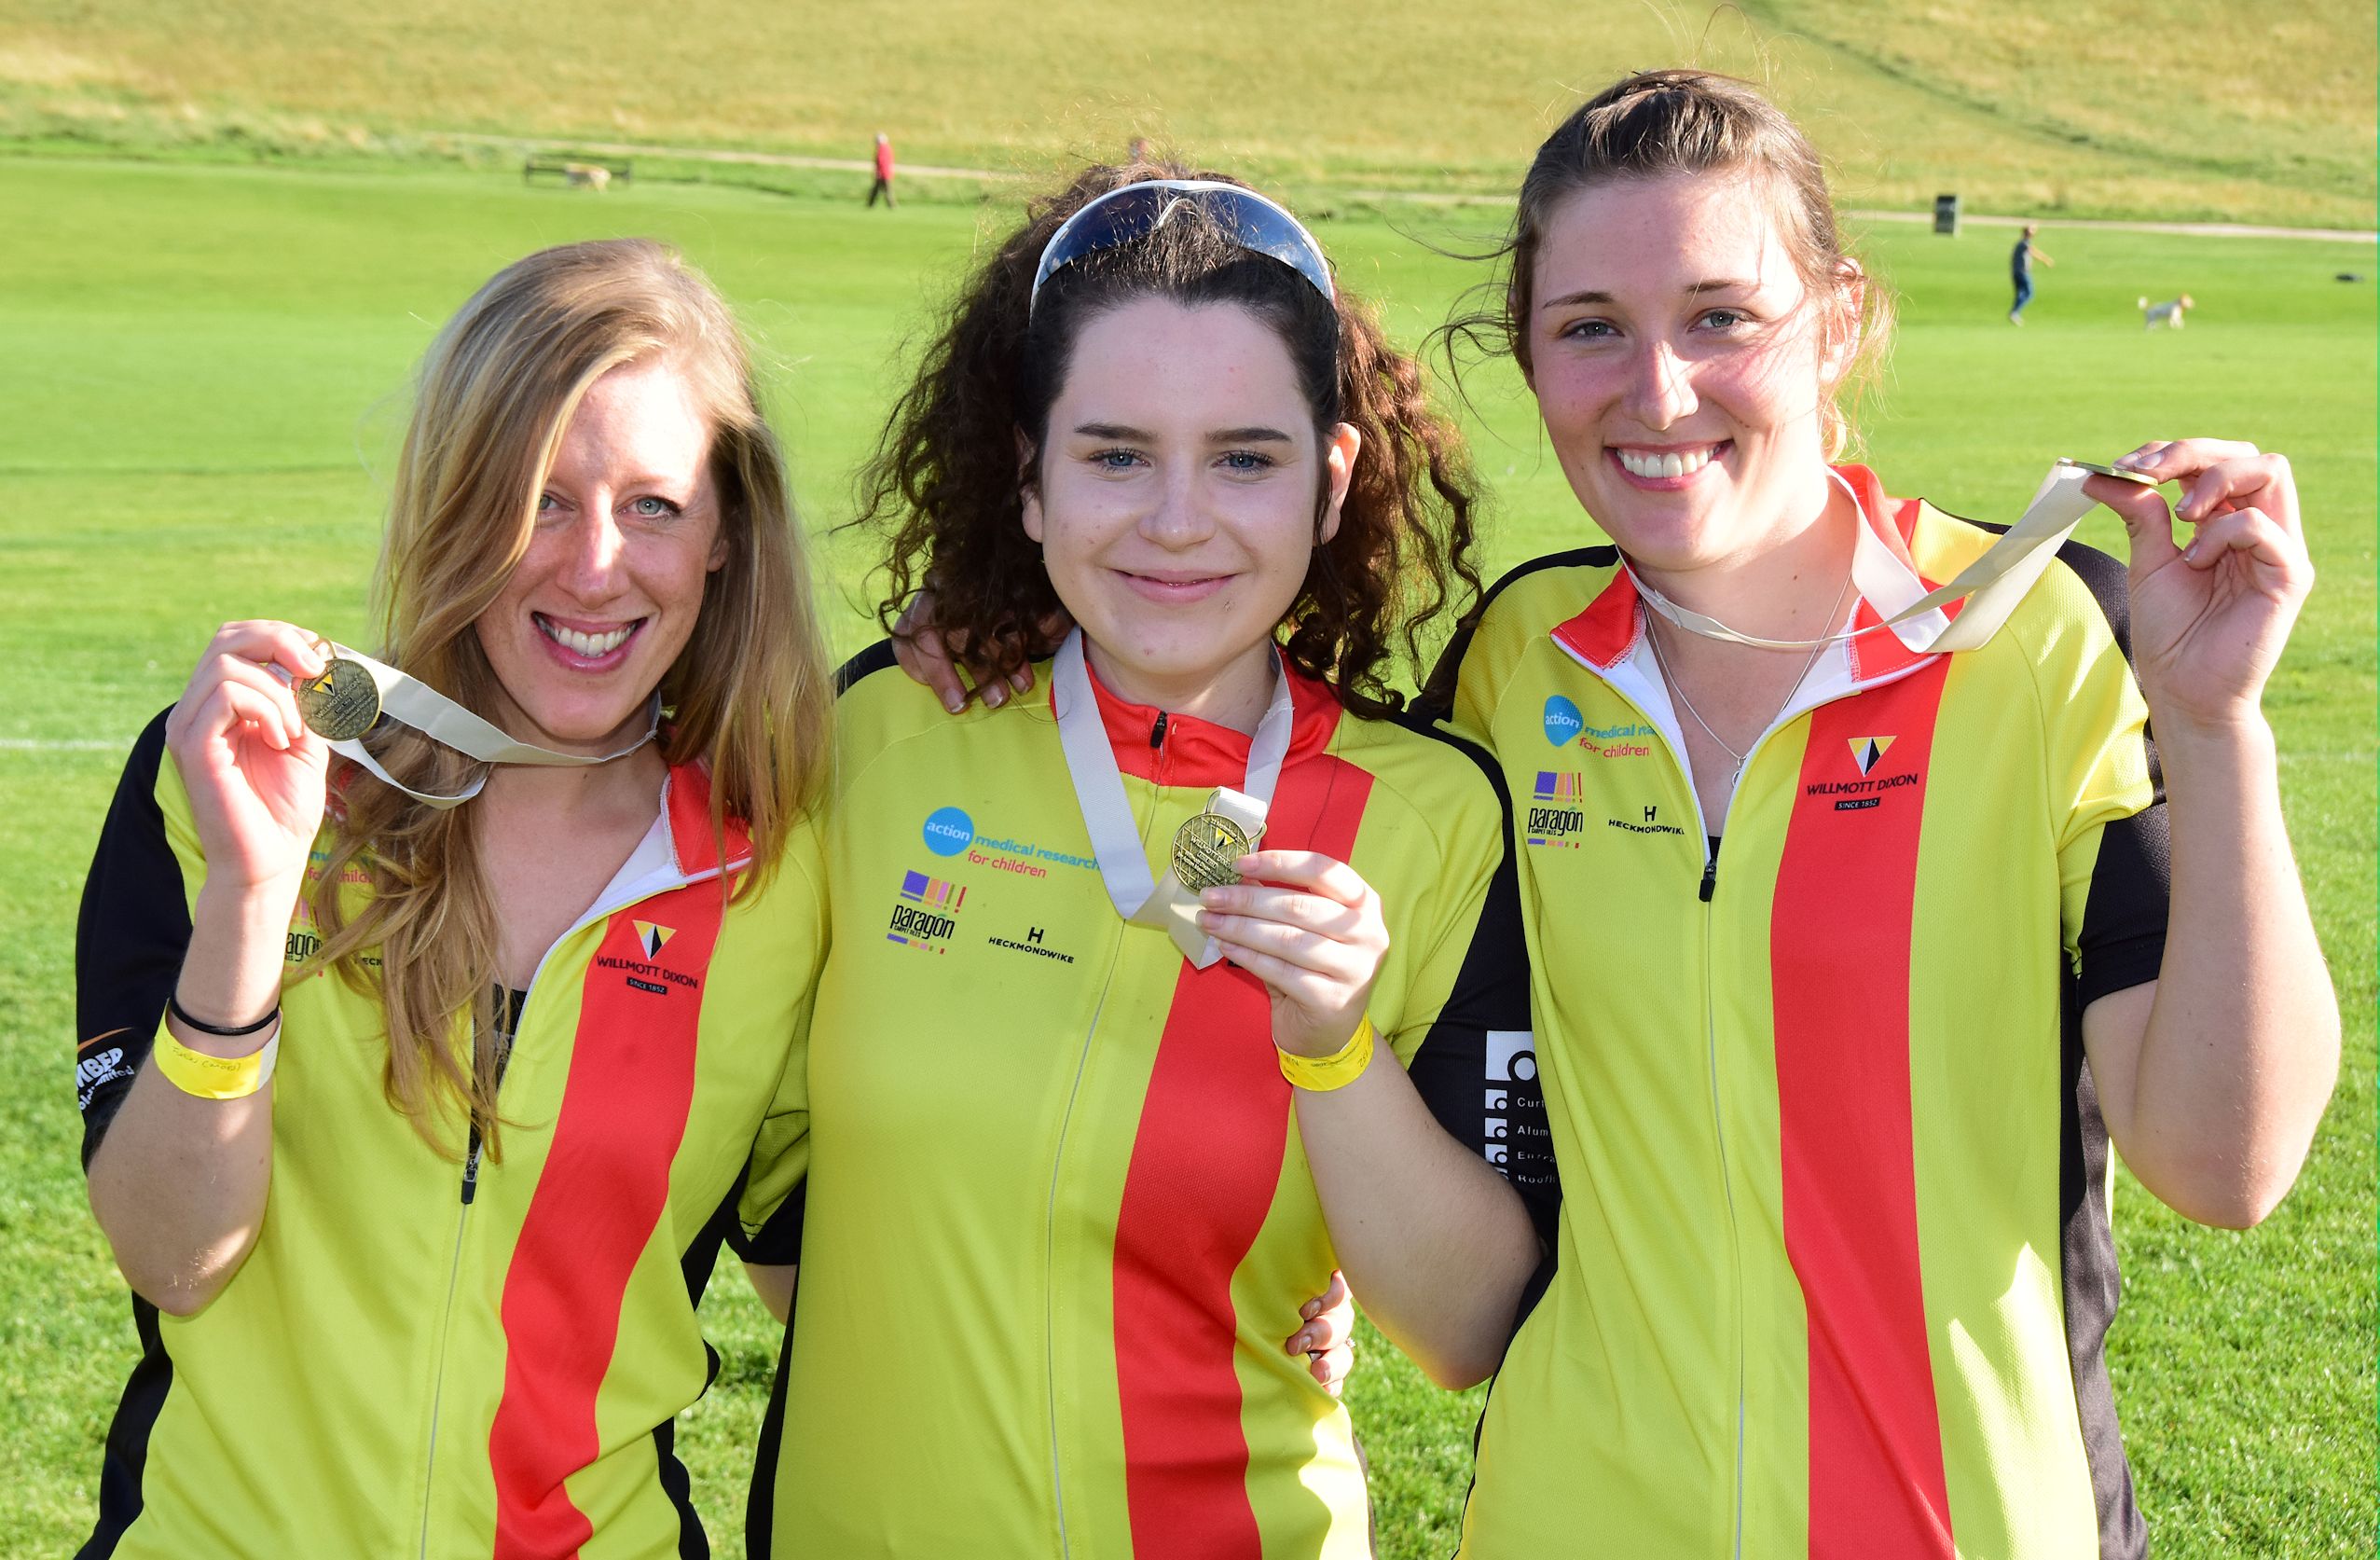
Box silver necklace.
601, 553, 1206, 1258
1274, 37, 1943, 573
1644, 570, 1857, 792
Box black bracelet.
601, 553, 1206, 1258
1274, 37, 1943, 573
168, 993, 282, 1038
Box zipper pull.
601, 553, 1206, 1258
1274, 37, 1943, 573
1699, 854, 1718, 904
461, 1127, 483, 1205
1150, 711, 1168, 750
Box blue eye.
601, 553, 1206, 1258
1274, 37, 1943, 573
1220, 450, 1274, 472
1560, 318, 1618, 340
1091, 449, 1144, 471
1699, 309, 1750, 330
629, 495, 680, 518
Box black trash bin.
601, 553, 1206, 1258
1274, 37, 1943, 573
1933, 194, 1960, 235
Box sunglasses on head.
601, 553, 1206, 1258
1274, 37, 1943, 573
1029, 179, 1336, 318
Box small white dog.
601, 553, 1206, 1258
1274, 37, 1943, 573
2138, 294, 2194, 330
563, 162, 612, 193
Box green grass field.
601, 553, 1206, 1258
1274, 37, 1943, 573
2, 155, 2372, 1557
3, 0, 2373, 228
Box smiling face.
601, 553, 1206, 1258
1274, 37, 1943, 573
1526, 172, 1854, 576
1023, 297, 1356, 723
473, 355, 727, 752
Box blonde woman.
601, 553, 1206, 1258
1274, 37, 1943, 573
72, 239, 832, 1557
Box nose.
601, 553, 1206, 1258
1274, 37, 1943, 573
557, 505, 629, 599
1138, 462, 1217, 550
1625, 337, 1699, 431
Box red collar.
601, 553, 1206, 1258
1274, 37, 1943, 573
1082, 654, 1344, 787
662, 760, 750, 877
1552, 462, 1942, 683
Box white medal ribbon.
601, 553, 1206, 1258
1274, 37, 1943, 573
1629, 460, 2103, 654
1051, 628, 1296, 968
302, 642, 660, 809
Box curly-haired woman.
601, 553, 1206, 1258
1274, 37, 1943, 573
739, 166, 1548, 1557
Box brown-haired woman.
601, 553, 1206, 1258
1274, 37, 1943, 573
739, 165, 1547, 1555
1434, 70, 2337, 1555
73, 238, 834, 1556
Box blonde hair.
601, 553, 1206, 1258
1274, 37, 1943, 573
1450, 68, 1893, 460
309, 238, 832, 1159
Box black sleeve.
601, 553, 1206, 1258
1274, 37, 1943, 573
76, 708, 191, 1170
726, 1187, 805, 1266
2077, 747, 2169, 1009
2055, 537, 2172, 1009
1393, 718, 1561, 1246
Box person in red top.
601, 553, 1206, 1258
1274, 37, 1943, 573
868, 132, 896, 209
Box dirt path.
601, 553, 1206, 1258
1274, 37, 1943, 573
446, 132, 2375, 243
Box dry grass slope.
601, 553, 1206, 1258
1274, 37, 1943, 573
0, 0, 2371, 225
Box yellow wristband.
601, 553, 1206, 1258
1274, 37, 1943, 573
1277, 1015, 1375, 1093
154, 1016, 280, 1100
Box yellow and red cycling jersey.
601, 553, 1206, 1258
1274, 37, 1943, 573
1443, 467, 2169, 1559
75, 712, 822, 1559
744, 644, 1548, 1559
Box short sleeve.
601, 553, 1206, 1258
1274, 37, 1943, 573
76, 708, 198, 1169
1385, 726, 1560, 1244
729, 815, 829, 1264
2040, 545, 2167, 1006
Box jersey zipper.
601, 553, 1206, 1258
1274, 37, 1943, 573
1040, 769, 1155, 1556
1039, 717, 1170, 1553
1041, 965, 1114, 1560
416, 1195, 473, 1559
1555, 627, 1927, 1557
419, 992, 522, 1554
1686, 662, 1926, 1558
408, 844, 729, 1554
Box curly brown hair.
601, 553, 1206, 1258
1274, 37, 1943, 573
854, 160, 1483, 716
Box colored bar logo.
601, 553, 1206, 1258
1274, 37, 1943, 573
887, 868, 967, 951
1525, 772, 1587, 849
1534, 770, 1584, 802
900, 869, 967, 910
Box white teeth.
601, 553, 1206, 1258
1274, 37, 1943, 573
1618, 446, 1718, 480
538, 617, 633, 657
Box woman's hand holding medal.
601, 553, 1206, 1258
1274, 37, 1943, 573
163, 619, 333, 896
2084, 439, 2313, 736
1196, 850, 1389, 1063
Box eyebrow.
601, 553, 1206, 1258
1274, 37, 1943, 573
1071, 422, 1296, 444
1538, 279, 1759, 311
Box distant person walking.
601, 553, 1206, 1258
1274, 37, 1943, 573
2010, 222, 2054, 323
868, 132, 897, 209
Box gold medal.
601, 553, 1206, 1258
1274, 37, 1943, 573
293, 657, 381, 742
2056, 458, 2161, 488
1173, 810, 1255, 891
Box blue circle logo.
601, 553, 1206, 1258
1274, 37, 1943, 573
921, 807, 974, 857
1542, 696, 1583, 749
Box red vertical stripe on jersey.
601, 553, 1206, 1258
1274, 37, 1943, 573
1111, 752, 1373, 1560
488, 776, 729, 1558
1772, 657, 1958, 1557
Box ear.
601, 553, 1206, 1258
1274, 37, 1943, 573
1819, 257, 1865, 387
1015, 426, 1045, 545
1316, 422, 1361, 546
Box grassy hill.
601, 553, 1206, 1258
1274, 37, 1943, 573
1, 0, 2373, 226
2, 153, 2373, 1556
